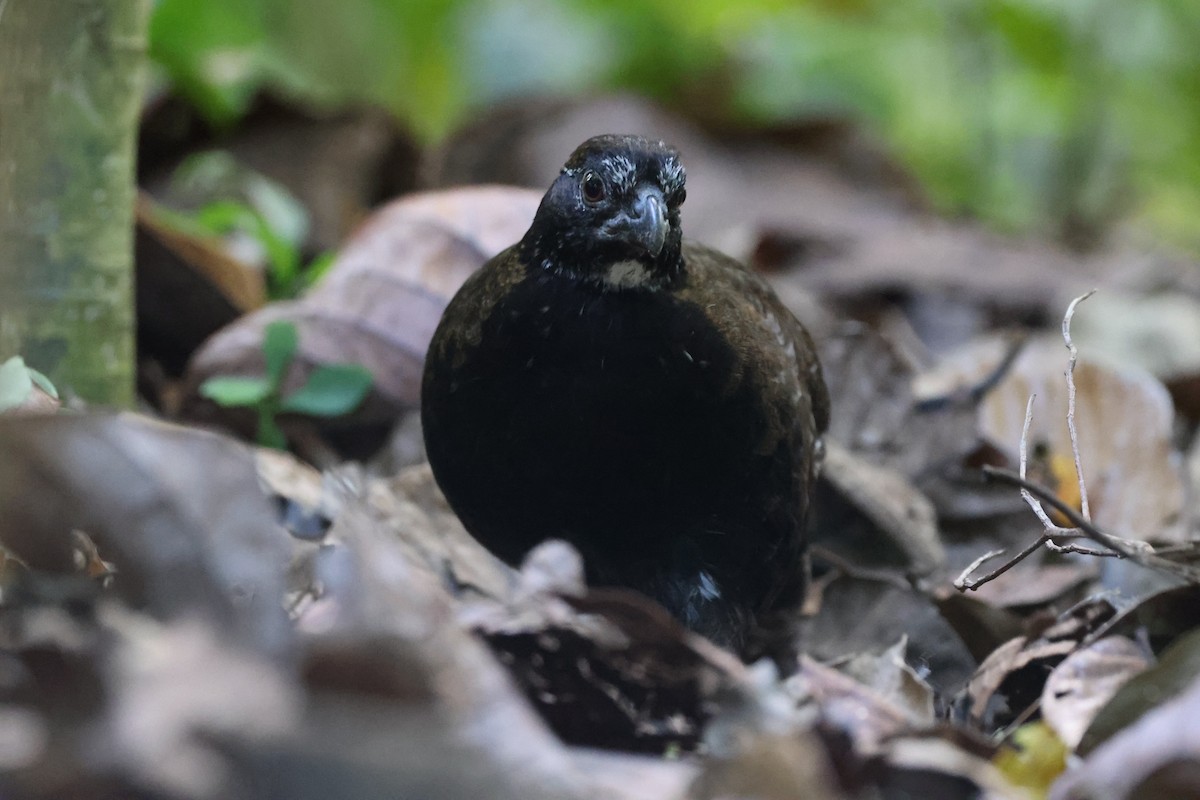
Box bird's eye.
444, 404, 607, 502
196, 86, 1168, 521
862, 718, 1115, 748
581, 171, 606, 204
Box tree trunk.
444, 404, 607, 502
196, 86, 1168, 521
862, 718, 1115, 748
0, 0, 150, 406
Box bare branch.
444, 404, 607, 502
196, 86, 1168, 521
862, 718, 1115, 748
982, 466, 1200, 584
954, 540, 1045, 592
1062, 290, 1096, 521
1018, 393, 1068, 532
811, 545, 913, 592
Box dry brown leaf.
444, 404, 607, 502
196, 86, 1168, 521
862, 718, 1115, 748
966, 599, 1118, 728
1041, 636, 1150, 750
804, 576, 977, 696
977, 337, 1186, 544
967, 636, 1075, 723
136, 193, 264, 380
836, 638, 936, 725
102, 610, 299, 798
692, 732, 848, 800
0, 413, 292, 653
817, 441, 944, 577
791, 653, 928, 753
881, 734, 1024, 799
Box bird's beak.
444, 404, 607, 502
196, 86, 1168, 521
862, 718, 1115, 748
602, 186, 669, 257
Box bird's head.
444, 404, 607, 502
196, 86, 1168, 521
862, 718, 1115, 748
520, 134, 686, 291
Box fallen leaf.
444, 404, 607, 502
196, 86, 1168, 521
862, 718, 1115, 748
814, 441, 944, 578
1050, 670, 1200, 800
1070, 290, 1200, 381
1041, 636, 1150, 750
692, 732, 848, 800
1078, 625, 1200, 756
992, 721, 1068, 797
791, 651, 930, 754
966, 599, 1117, 728
835, 638, 935, 725
805, 576, 977, 697
977, 337, 1186, 545
877, 732, 1022, 799
0, 413, 293, 655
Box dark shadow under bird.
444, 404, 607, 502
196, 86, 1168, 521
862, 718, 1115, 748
422, 134, 829, 657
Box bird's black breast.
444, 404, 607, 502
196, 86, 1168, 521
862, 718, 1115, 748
422, 260, 806, 618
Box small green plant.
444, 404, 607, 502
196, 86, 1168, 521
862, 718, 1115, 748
166, 151, 334, 299
190, 199, 335, 299
0, 356, 59, 413
199, 321, 373, 449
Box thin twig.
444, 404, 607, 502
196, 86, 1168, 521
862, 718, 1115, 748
954, 540, 1044, 591
811, 545, 912, 592
953, 549, 1006, 590
914, 333, 1028, 412
1045, 540, 1120, 557
982, 466, 1200, 583
1063, 290, 1096, 521
1018, 393, 1066, 532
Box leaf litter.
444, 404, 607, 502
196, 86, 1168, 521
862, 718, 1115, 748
6, 94, 1200, 798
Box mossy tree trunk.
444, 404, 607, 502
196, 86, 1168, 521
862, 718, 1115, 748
0, 0, 151, 406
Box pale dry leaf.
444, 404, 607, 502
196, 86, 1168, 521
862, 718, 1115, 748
791, 655, 921, 753
977, 337, 1186, 544
836, 637, 935, 726
1041, 636, 1150, 750
1071, 290, 1200, 379
1050, 672, 1200, 800
102, 610, 299, 799
967, 636, 1078, 722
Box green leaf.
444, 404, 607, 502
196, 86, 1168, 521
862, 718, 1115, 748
193, 199, 260, 235
27, 367, 59, 399
149, 0, 270, 125
262, 321, 298, 388
280, 364, 373, 417
298, 250, 337, 292
200, 375, 274, 407
0, 357, 34, 412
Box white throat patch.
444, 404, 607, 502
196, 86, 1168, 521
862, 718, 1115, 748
602, 259, 653, 290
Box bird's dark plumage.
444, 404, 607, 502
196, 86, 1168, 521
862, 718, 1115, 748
422, 135, 829, 656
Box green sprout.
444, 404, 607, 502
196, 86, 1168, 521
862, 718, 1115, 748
199, 320, 373, 449
0, 356, 59, 413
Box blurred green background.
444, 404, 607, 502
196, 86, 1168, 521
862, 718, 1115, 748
148, 0, 1200, 252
